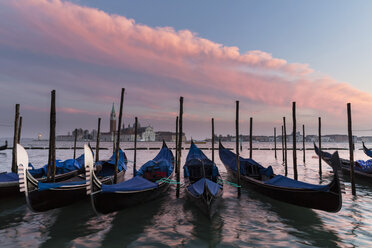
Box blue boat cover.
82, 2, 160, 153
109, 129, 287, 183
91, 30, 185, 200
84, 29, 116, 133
28, 153, 85, 178
136, 145, 174, 177
101, 144, 173, 193
95, 149, 127, 172
38, 180, 87, 191
101, 176, 158, 193
0, 172, 18, 183
355, 160, 372, 174
187, 178, 221, 197
219, 145, 274, 177
184, 142, 220, 178
363, 143, 372, 158
264, 175, 330, 191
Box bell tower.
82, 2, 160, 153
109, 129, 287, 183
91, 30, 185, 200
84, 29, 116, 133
110, 103, 116, 133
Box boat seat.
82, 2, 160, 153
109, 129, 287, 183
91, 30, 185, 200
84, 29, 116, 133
144, 165, 167, 182
188, 165, 213, 183
245, 164, 261, 179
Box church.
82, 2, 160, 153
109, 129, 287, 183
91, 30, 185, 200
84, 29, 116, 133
100, 103, 156, 142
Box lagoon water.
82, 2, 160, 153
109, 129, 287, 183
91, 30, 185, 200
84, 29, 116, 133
1, 140, 372, 247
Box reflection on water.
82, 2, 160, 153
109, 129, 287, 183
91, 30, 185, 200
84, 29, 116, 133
1, 141, 372, 247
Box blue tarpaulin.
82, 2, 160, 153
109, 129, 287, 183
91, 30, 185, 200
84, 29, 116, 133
28, 154, 85, 178
0, 172, 18, 183
38, 180, 87, 191
363, 143, 372, 158
101, 176, 158, 193
95, 149, 127, 173
259, 166, 274, 177
136, 145, 173, 177
264, 175, 330, 191
219, 145, 274, 177
355, 160, 372, 174
184, 142, 220, 178
101, 143, 173, 193
187, 178, 222, 197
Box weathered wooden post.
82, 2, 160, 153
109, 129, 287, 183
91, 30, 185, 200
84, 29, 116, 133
133, 117, 138, 177
318, 117, 322, 176
347, 103, 356, 195
95, 118, 101, 163
212, 118, 215, 164
236, 101, 241, 197
175, 116, 178, 174
283, 117, 288, 176
49, 90, 56, 182
176, 97, 183, 198
17, 116, 22, 144
73, 128, 77, 160
274, 127, 277, 159
249, 117, 253, 159
112, 131, 116, 152
303, 124, 306, 164
11, 104, 20, 173
292, 102, 298, 180
281, 125, 284, 163
114, 88, 125, 184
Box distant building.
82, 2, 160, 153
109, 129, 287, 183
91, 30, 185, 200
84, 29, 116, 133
142, 126, 156, 141
110, 103, 116, 134
360, 136, 372, 142
323, 134, 348, 143
155, 131, 186, 142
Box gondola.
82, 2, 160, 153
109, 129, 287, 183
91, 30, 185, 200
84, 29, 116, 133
314, 143, 372, 180
0, 150, 85, 198
0, 140, 7, 151
17, 144, 126, 212
362, 142, 372, 158
220, 141, 342, 212
183, 141, 223, 218
87, 141, 174, 214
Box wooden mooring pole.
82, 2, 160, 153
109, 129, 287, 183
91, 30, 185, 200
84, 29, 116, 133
249, 117, 253, 159
176, 97, 183, 198
73, 128, 77, 160
212, 118, 215, 164
50, 90, 56, 182
292, 102, 298, 180
347, 103, 356, 196
283, 117, 288, 176
236, 101, 241, 197
274, 127, 277, 159
11, 104, 20, 173
175, 116, 178, 174
133, 117, 138, 177
114, 88, 125, 184
281, 125, 284, 164
318, 117, 322, 176
95, 118, 101, 163
17, 116, 22, 144
303, 124, 306, 164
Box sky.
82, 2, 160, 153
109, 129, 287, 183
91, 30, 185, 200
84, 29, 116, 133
1, 0, 372, 139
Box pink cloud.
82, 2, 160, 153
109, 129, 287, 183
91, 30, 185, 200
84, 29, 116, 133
0, 0, 372, 137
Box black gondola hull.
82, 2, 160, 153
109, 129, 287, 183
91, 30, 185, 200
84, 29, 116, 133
314, 144, 372, 180
0, 170, 80, 199
225, 168, 341, 212
185, 186, 222, 218
0, 182, 21, 198
26, 171, 125, 212
93, 181, 171, 214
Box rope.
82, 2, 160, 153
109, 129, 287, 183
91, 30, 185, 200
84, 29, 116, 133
217, 179, 241, 188
154, 177, 244, 190
156, 178, 185, 187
